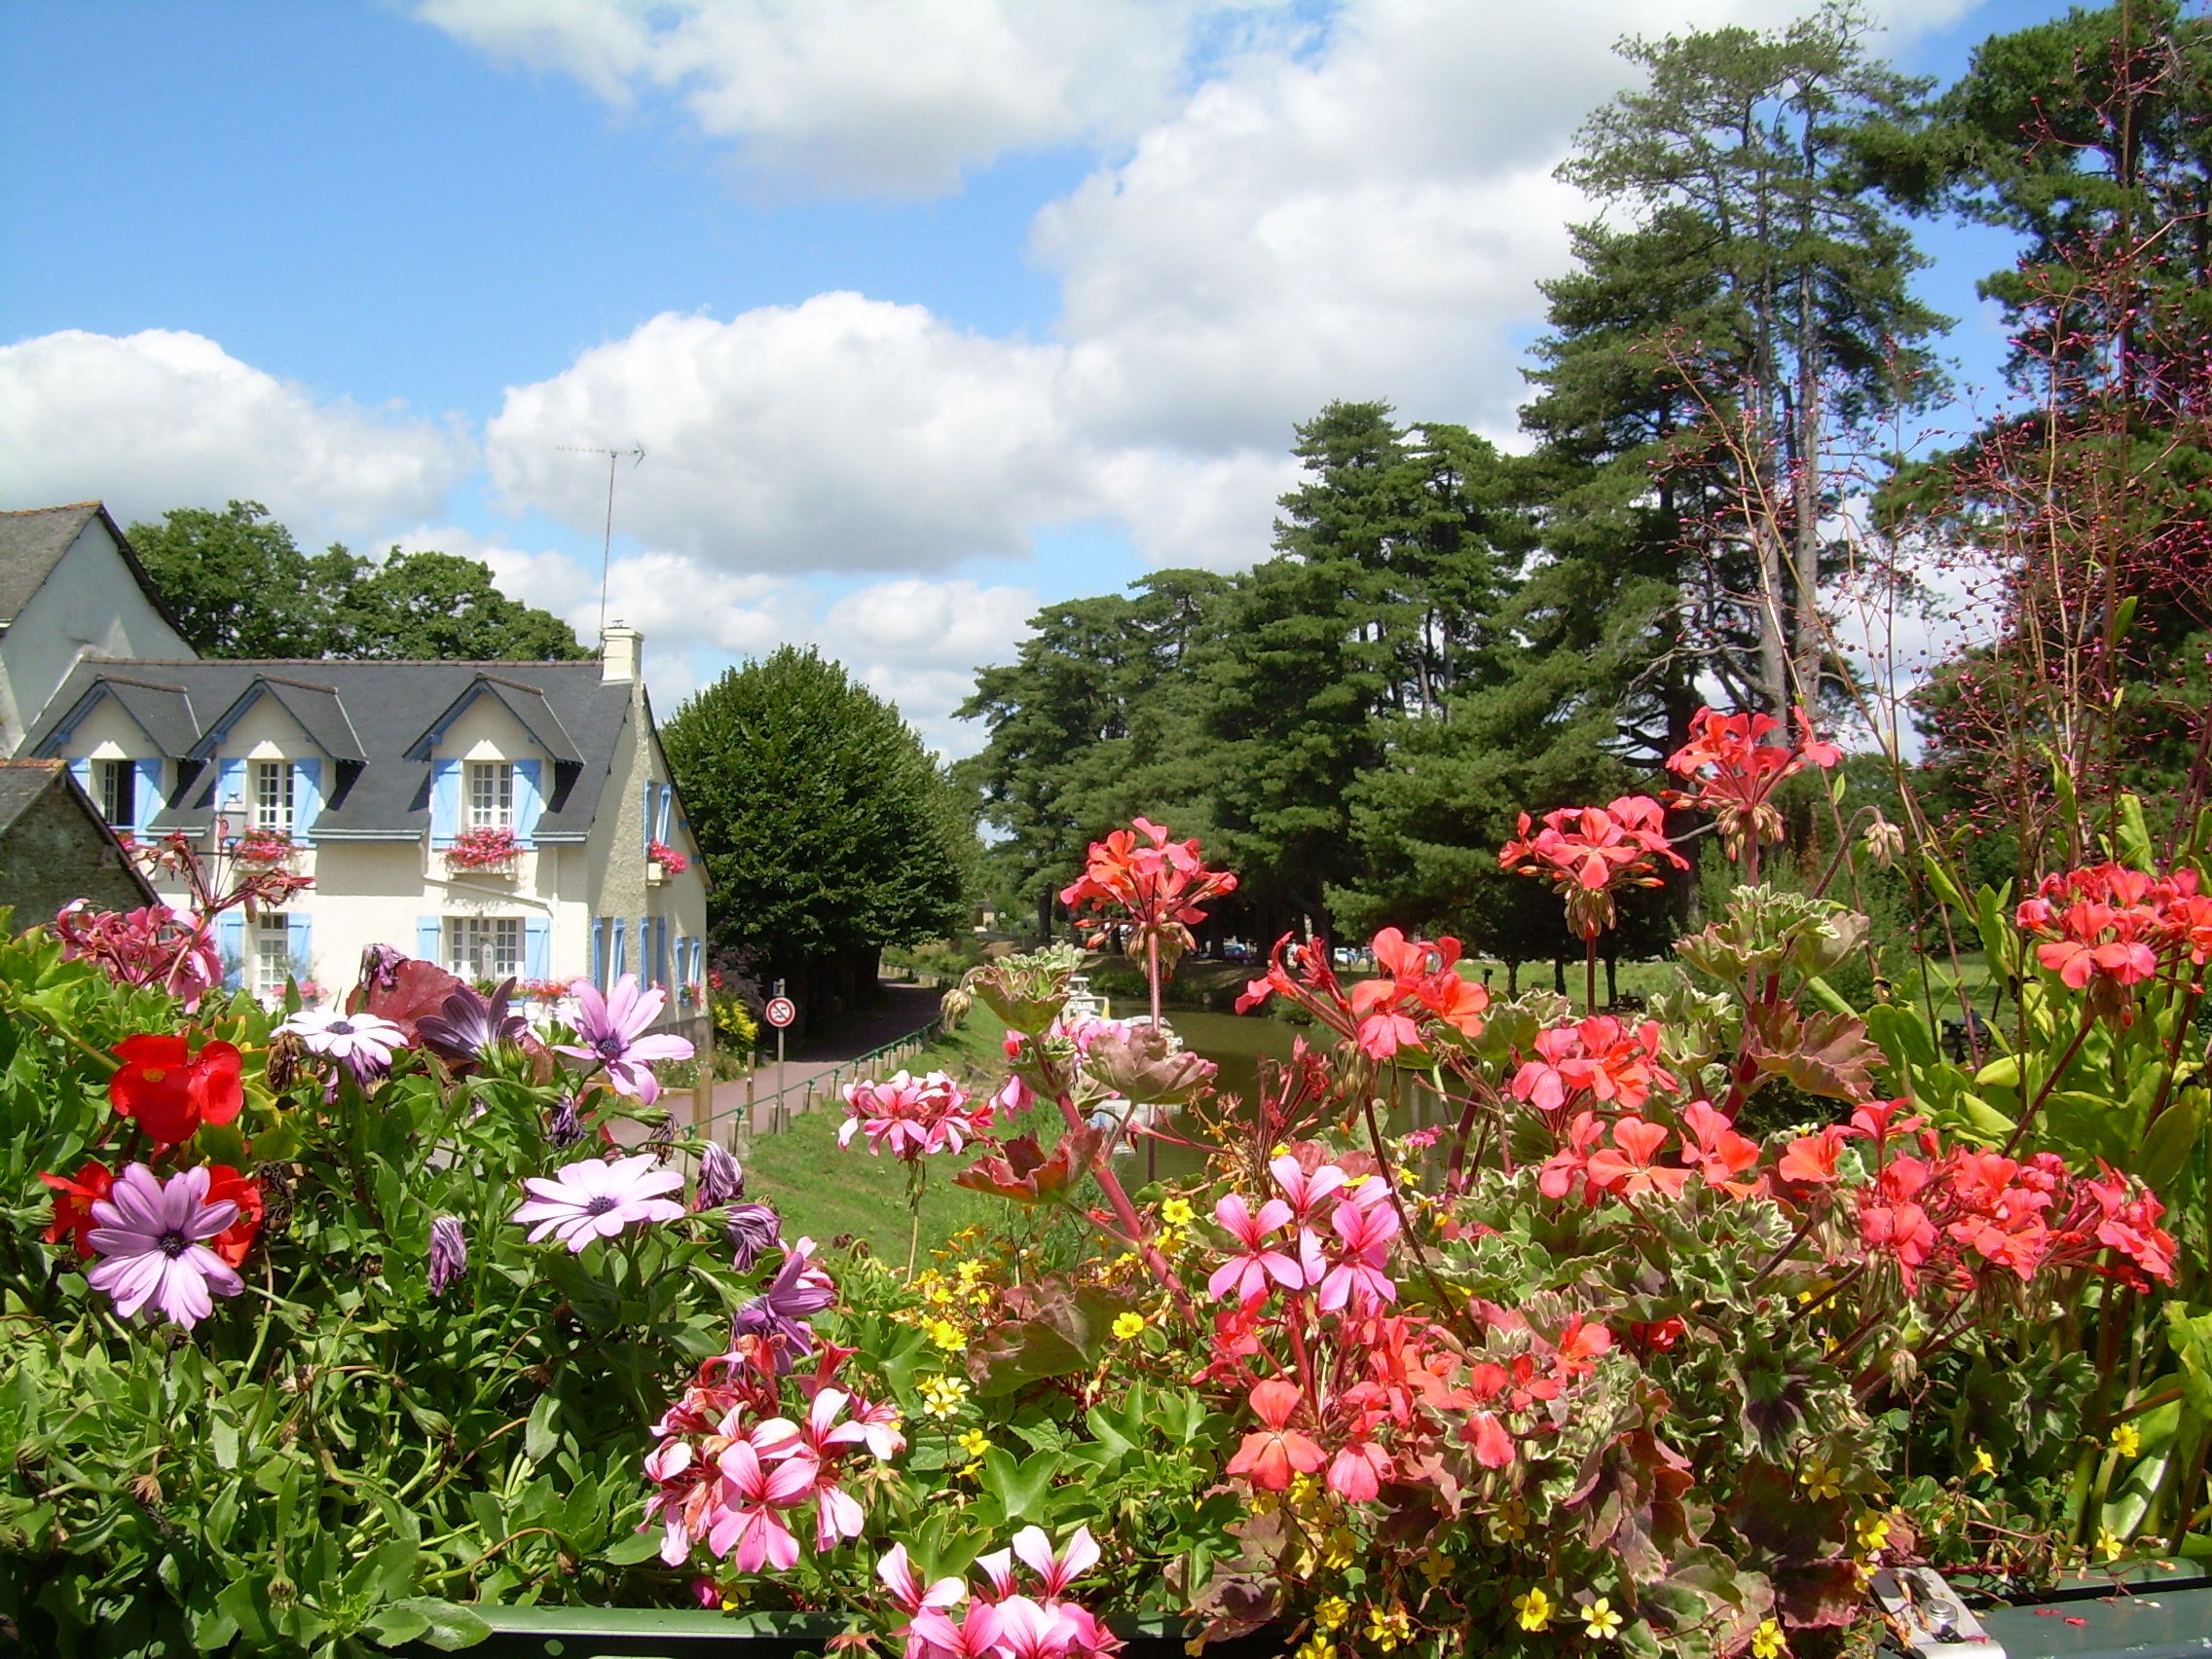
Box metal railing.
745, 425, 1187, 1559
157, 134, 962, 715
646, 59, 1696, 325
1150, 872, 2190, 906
698, 1014, 944, 1150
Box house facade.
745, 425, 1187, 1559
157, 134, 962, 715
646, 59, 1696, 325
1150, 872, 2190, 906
0, 758, 159, 924
0, 503, 195, 756
22, 625, 709, 1011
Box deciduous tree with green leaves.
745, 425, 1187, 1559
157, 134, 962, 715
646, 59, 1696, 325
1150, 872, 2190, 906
665, 646, 974, 1017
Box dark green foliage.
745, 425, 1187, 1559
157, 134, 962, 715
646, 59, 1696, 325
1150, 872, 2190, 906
663, 646, 974, 1003
128, 502, 588, 662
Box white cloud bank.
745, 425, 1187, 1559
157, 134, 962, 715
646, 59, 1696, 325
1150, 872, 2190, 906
0, 329, 468, 540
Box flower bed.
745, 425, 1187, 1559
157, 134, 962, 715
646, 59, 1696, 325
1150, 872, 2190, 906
3, 709, 2206, 1657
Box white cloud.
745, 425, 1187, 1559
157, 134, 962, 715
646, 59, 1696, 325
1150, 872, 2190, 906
484, 296, 1087, 573
413, 0, 1210, 198
0, 329, 467, 539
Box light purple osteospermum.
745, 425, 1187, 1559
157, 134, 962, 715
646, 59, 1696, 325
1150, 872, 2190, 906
427, 1215, 467, 1296
278, 1009, 408, 1081
512, 1153, 685, 1252
732, 1235, 836, 1365
696, 1142, 744, 1210
553, 973, 694, 1104
85, 1163, 243, 1329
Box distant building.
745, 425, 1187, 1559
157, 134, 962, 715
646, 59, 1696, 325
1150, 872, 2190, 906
0, 503, 194, 757
23, 626, 709, 1011
0, 757, 158, 925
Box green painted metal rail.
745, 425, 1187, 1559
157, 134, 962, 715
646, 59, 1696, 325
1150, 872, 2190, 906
695, 1015, 943, 1146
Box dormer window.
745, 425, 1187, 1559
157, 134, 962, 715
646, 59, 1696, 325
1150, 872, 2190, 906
468, 761, 515, 830
95, 759, 136, 827
252, 760, 295, 832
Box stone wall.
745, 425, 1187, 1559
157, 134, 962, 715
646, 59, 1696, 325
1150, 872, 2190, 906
0, 783, 151, 927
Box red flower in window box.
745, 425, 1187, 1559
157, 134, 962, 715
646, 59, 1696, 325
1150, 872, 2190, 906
646, 839, 687, 875
446, 825, 521, 870
233, 827, 297, 867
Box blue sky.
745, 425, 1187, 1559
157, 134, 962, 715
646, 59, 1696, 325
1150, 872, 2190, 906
1, 0, 2074, 749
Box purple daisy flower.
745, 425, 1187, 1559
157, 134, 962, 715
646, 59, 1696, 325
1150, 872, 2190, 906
86, 1163, 243, 1329
278, 1009, 408, 1083
512, 1153, 685, 1252
553, 974, 694, 1104
427, 1215, 467, 1296
418, 978, 529, 1067
732, 1235, 836, 1364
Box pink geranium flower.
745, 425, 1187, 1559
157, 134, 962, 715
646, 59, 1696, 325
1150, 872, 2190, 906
1206, 1193, 1306, 1307
707, 1439, 813, 1571
512, 1153, 686, 1251
85, 1163, 243, 1329
555, 973, 695, 1103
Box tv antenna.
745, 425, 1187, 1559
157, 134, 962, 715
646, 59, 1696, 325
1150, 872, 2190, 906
560, 445, 645, 646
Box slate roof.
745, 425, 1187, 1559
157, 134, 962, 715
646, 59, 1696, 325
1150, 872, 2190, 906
0, 758, 65, 833
23, 659, 633, 844
0, 502, 190, 635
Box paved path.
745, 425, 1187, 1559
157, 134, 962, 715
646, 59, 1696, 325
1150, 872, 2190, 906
688, 978, 944, 1144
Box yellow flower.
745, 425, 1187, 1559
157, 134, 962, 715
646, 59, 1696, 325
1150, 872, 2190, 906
1970, 1446, 1996, 1479
927, 1318, 968, 1353
1289, 1472, 1320, 1508
1799, 1460, 1842, 1501
956, 1258, 987, 1283
1419, 1553, 1454, 1586
1513, 1587, 1554, 1633
1314, 1597, 1351, 1633
924, 1283, 956, 1308
1854, 1512, 1892, 1556
918, 1375, 970, 1419
1751, 1619, 1786, 1659
1581, 1598, 1624, 1641
1493, 1498, 1530, 1542
1365, 1604, 1412, 1652
2111, 1421, 2141, 1458
1154, 1229, 1187, 1253
1321, 1528, 1357, 1570
2096, 1526, 2123, 1562
1294, 1639, 1336, 1659
1113, 1310, 1147, 1342
1162, 1197, 1196, 1227
957, 1428, 990, 1459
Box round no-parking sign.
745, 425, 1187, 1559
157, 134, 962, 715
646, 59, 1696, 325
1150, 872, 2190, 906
763, 996, 796, 1028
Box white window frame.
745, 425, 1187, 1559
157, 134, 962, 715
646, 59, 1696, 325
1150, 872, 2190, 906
447, 916, 522, 981
254, 915, 292, 998
466, 760, 515, 830
252, 760, 295, 833
96, 758, 136, 827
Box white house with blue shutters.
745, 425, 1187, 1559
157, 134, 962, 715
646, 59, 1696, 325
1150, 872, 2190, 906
21, 624, 710, 1014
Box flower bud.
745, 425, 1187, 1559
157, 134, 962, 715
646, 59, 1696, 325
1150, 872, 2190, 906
264, 1031, 308, 1094
427, 1215, 467, 1297
696, 1142, 744, 1209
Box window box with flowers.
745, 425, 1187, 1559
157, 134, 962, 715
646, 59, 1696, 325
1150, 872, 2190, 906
231, 826, 299, 869
646, 840, 687, 885
445, 825, 522, 877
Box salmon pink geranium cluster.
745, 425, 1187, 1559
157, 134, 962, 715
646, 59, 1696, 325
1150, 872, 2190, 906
642, 1339, 904, 1570
1664, 705, 1841, 865
1498, 795, 1687, 939
840, 1070, 997, 1160
878, 1527, 1122, 1659
2013, 861, 2212, 1007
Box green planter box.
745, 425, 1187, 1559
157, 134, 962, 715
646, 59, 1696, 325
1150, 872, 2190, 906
395, 1607, 1289, 1659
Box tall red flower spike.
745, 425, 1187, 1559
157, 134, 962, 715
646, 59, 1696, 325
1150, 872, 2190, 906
1058, 817, 1237, 971
1664, 706, 1841, 866
1498, 795, 1687, 940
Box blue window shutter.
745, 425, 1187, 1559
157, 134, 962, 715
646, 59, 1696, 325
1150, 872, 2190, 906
217, 912, 244, 989
285, 912, 313, 984
590, 917, 605, 988
417, 915, 441, 965
294, 759, 322, 844
429, 759, 461, 847
514, 759, 543, 847
653, 917, 670, 987
216, 757, 246, 824
525, 914, 550, 980
643, 781, 655, 852
132, 759, 162, 834
655, 784, 672, 844
612, 917, 628, 978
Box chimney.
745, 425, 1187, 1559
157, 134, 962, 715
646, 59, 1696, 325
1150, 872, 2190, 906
600, 624, 641, 683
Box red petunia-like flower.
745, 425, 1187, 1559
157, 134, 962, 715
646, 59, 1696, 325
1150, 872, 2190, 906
39, 1159, 115, 1257
108, 1035, 244, 1146
1225, 1378, 1326, 1492
203, 1164, 267, 1269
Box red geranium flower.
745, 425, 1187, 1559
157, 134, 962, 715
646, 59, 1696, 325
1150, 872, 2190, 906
203, 1164, 267, 1268
109, 1035, 244, 1146
1225, 1378, 1326, 1492
38, 1159, 115, 1257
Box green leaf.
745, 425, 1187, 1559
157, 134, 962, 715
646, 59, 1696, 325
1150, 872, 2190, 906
604, 1528, 665, 1566
2138, 1092, 2206, 1198
977, 1445, 1061, 1525
524, 1390, 560, 1463
372, 1599, 492, 1652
